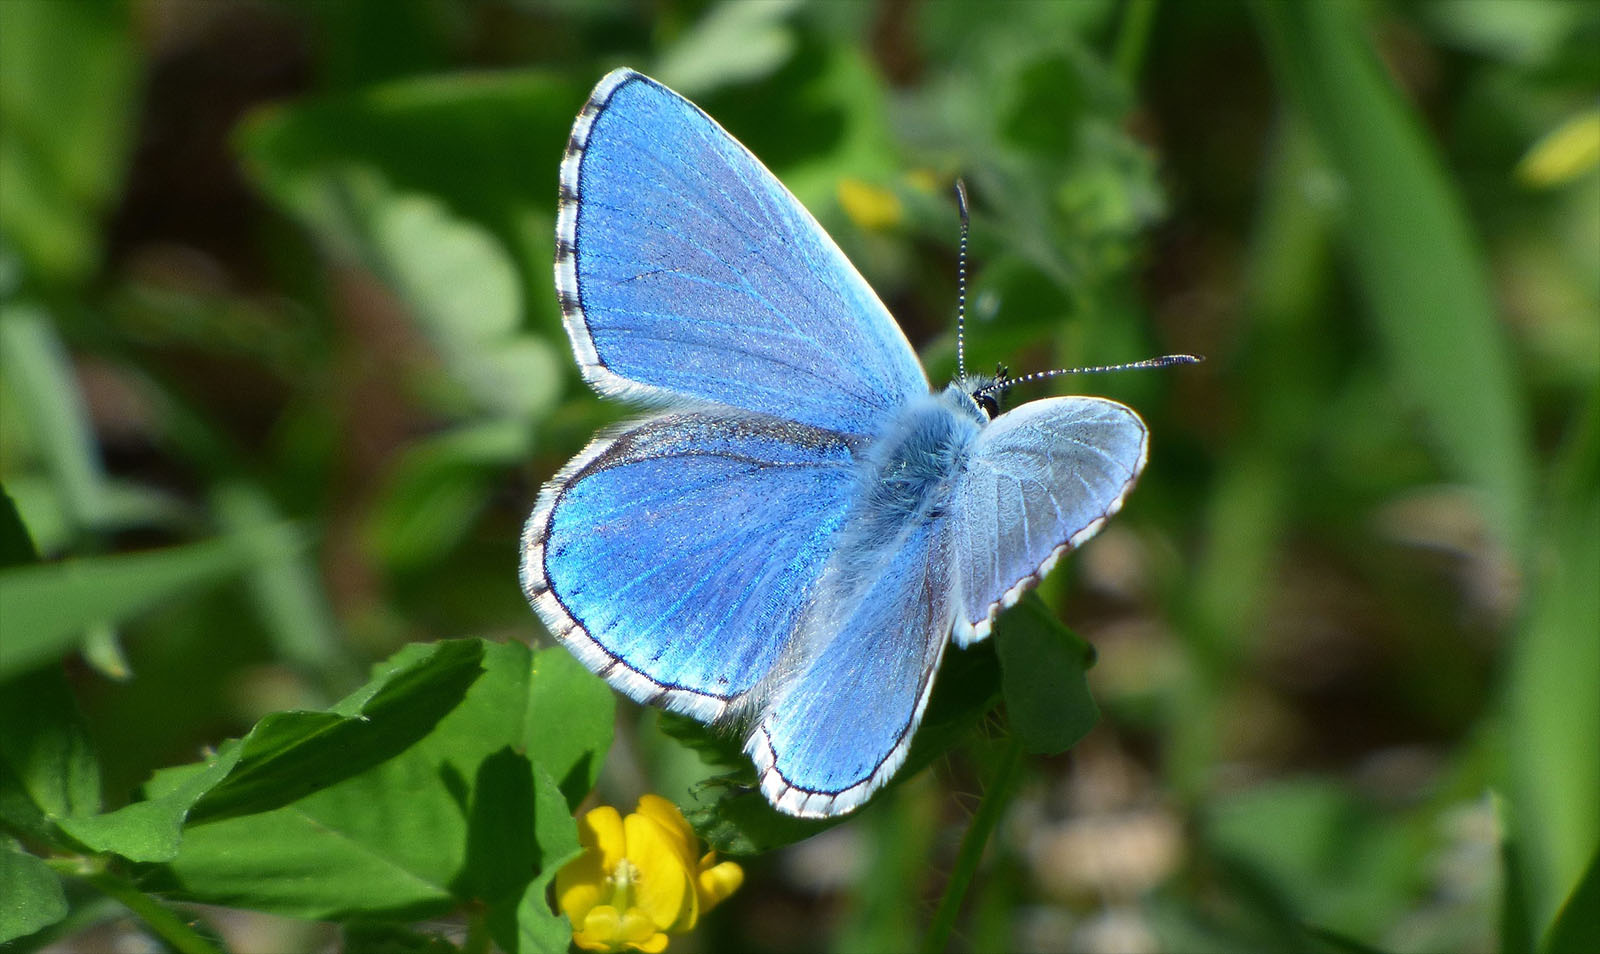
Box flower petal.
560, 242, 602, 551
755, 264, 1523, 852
556, 870, 603, 926
580, 804, 627, 871
620, 906, 667, 951
635, 794, 696, 867
624, 812, 696, 931
574, 904, 623, 952
696, 854, 745, 910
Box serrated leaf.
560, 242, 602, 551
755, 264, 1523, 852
498, 764, 582, 954
147, 641, 610, 918
57, 639, 483, 862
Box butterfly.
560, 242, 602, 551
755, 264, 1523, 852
521, 68, 1191, 818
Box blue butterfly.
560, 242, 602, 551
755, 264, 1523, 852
522, 69, 1184, 818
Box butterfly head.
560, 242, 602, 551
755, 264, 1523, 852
957, 363, 1011, 420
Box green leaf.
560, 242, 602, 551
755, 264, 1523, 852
235, 71, 576, 419
1503, 798, 1539, 954
652, 0, 800, 97
185, 638, 486, 824
0, 306, 110, 538
0, 494, 99, 848
212, 482, 357, 689
0, 666, 101, 845
0, 0, 135, 285
1255, 1, 1534, 557
0, 526, 304, 681
1203, 778, 1422, 948
1508, 395, 1600, 928
149, 641, 610, 918
0, 840, 68, 944
518, 644, 615, 808
1544, 842, 1600, 954
994, 594, 1098, 755
57, 639, 484, 862
0, 487, 37, 568
499, 764, 583, 954
365, 419, 534, 571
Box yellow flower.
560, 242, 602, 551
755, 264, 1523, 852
556, 795, 744, 953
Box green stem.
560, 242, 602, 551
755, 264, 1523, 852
83, 871, 223, 954
1113, 0, 1160, 86
921, 733, 1026, 953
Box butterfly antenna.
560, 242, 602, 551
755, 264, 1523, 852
954, 180, 971, 381
974, 353, 1203, 402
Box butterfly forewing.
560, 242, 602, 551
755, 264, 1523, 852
557, 69, 927, 436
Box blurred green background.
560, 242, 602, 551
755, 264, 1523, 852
1, 0, 1596, 952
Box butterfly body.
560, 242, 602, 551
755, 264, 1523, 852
523, 69, 1153, 817
849, 387, 982, 536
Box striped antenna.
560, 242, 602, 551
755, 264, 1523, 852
974, 353, 1203, 403
954, 180, 971, 380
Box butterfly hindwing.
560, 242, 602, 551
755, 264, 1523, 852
746, 518, 956, 817
952, 396, 1148, 645
557, 69, 928, 436
521, 411, 860, 721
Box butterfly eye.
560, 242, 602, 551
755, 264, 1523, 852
970, 363, 1011, 418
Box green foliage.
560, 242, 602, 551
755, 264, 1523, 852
0, 0, 135, 287
0, 634, 606, 948
1543, 842, 1600, 954
995, 594, 1099, 755
0, 529, 304, 681
0, 842, 68, 944
0, 1, 1595, 951
1257, 0, 1534, 557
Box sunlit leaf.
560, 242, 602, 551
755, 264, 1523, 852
146, 642, 609, 919
58, 639, 483, 862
